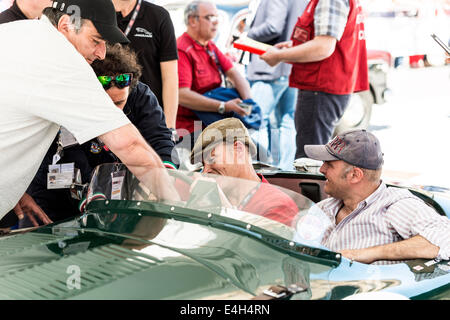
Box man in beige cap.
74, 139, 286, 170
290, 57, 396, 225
190, 118, 298, 226
191, 118, 259, 181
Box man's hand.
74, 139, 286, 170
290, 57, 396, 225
339, 248, 376, 264
274, 40, 293, 49
260, 41, 292, 67
14, 193, 53, 227
225, 98, 248, 117
260, 46, 282, 67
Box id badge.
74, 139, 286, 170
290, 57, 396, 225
47, 163, 75, 189
47, 172, 73, 189
111, 171, 126, 200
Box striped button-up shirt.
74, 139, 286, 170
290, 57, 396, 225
317, 182, 450, 265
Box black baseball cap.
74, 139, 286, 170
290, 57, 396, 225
304, 129, 384, 170
52, 0, 129, 44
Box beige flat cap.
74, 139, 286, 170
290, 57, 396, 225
190, 118, 257, 164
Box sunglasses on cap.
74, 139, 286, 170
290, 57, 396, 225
97, 73, 133, 89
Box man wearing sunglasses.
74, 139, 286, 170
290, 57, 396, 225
176, 1, 253, 146
0, 0, 170, 224
22, 44, 176, 227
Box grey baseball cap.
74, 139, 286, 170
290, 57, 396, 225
304, 129, 384, 170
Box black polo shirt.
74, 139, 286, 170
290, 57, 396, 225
116, 1, 178, 108
0, 1, 27, 24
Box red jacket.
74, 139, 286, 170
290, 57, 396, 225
176, 32, 233, 134
289, 0, 369, 95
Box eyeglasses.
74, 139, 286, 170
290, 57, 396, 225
97, 73, 133, 90
195, 14, 219, 23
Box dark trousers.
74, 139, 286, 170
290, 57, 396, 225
295, 90, 351, 159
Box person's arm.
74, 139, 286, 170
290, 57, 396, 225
213, 47, 251, 100
179, 87, 248, 117
341, 197, 450, 264
224, 67, 252, 100
261, 0, 348, 67
158, 7, 179, 129
99, 123, 164, 175
340, 235, 440, 264
160, 59, 179, 129
260, 35, 337, 67
99, 124, 178, 201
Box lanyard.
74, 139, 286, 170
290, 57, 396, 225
124, 0, 143, 36
205, 47, 227, 87
206, 48, 223, 74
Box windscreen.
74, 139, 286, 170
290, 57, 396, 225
86, 163, 333, 248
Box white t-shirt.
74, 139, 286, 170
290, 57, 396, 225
0, 17, 131, 217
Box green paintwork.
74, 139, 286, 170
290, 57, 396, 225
0, 166, 449, 300
0, 200, 337, 300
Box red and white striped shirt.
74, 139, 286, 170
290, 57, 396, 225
318, 183, 450, 265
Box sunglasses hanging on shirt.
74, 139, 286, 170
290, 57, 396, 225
97, 73, 133, 90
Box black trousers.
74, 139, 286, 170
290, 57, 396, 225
295, 90, 351, 159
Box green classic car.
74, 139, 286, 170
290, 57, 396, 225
0, 163, 449, 300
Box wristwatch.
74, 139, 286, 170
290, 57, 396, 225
217, 101, 226, 114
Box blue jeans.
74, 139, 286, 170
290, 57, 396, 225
295, 90, 350, 159
249, 77, 298, 170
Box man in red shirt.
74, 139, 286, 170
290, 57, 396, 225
261, 0, 369, 159
190, 118, 299, 227
176, 1, 253, 145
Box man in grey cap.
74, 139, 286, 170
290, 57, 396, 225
0, 0, 168, 225
305, 129, 450, 264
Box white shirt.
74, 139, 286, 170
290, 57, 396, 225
0, 17, 130, 217
318, 182, 450, 264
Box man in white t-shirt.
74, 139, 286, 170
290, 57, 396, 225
0, 0, 168, 223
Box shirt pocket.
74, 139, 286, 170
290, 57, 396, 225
193, 66, 211, 89
191, 54, 218, 91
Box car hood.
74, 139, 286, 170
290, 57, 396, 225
2, 165, 448, 300
0, 207, 339, 300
